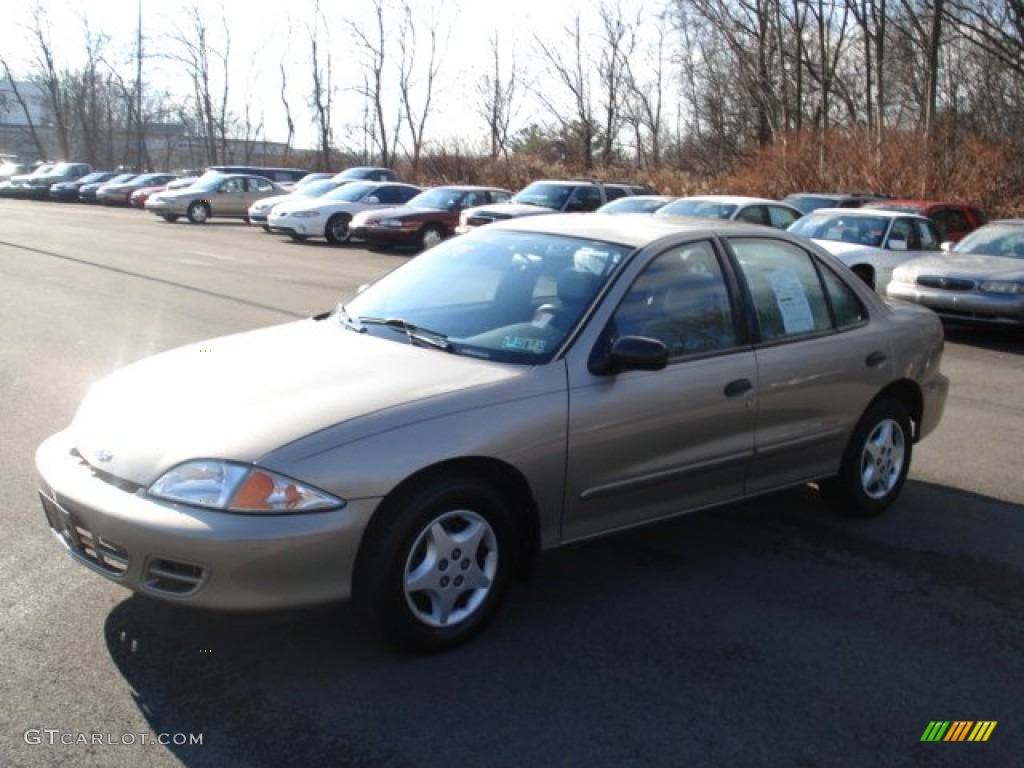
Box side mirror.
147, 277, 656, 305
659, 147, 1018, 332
589, 335, 669, 375
365, 196, 380, 204
940, 241, 953, 252
888, 238, 908, 251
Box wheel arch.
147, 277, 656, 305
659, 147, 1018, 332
354, 456, 540, 591
866, 379, 924, 442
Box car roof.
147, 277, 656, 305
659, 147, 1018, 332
863, 199, 971, 209
671, 194, 790, 206
804, 207, 930, 221
485, 211, 789, 249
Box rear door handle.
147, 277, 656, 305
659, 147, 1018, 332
865, 350, 888, 368
723, 378, 753, 398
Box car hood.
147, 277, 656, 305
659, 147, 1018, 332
250, 193, 293, 209
71, 318, 521, 486
273, 199, 365, 215
467, 202, 556, 219
892, 252, 1024, 281
358, 204, 436, 222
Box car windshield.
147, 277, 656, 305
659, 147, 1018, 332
343, 229, 631, 364
599, 197, 672, 214
323, 182, 378, 202
296, 180, 339, 197
788, 213, 888, 247
78, 172, 109, 183
510, 183, 573, 209
659, 199, 738, 219
191, 176, 227, 192
105, 174, 136, 184
132, 173, 169, 185
954, 224, 1024, 259
406, 187, 465, 210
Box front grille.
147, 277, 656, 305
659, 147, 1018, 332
144, 558, 206, 596
70, 449, 145, 493
917, 276, 975, 291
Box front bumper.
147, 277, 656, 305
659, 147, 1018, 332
267, 217, 323, 237
35, 430, 379, 610
887, 283, 1024, 326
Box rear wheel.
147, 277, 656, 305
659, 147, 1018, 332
356, 474, 517, 652
186, 201, 210, 224
325, 214, 352, 244
820, 399, 912, 518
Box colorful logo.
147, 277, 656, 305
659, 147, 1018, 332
920, 721, 997, 742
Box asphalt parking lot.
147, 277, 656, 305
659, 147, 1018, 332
1, 200, 1022, 767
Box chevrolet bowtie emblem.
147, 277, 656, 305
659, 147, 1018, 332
94, 449, 113, 463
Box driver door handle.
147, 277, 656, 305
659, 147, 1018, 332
723, 378, 753, 398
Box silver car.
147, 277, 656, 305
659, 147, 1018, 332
887, 219, 1024, 325
146, 173, 285, 223
36, 215, 948, 651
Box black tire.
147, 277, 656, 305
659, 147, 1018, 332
186, 201, 211, 224
820, 399, 912, 518
325, 213, 352, 244
356, 474, 517, 652
418, 224, 446, 251
160, 214, 179, 222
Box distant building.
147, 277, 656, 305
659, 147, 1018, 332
0, 78, 47, 127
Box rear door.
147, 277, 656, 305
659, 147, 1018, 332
726, 237, 893, 492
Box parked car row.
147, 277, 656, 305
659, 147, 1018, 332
5, 162, 1011, 325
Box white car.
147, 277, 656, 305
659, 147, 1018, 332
788, 208, 944, 292
267, 181, 421, 244
247, 178, 347, 230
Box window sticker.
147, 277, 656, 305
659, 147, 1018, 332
502, 336, 548, 353
766, 269, 815, 334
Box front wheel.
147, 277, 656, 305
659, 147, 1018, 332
325, 213, 352, 244
418, 224, 446, 251
820, 399, 912, 518
356, 474, 517, 652
186, 201, 210, 224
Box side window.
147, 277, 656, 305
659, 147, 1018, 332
248, 178, 272, 192
916, 220, 941, 250
603, 186, 627, 202
566, 187, 603, 212
730, 238, 832, 341
611, 240, 737, 357
887, 219, 917, 250
737, 205, 770, 226
490, 190, 512, 204
819, 265, 868, 328
376, 185, 409, 204
768, 205, 801, 229
221, 178, 242, 193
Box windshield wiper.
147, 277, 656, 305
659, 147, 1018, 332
336, 303, 366, 332
358, 316, 453, 352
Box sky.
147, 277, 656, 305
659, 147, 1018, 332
0, 0, 656, 152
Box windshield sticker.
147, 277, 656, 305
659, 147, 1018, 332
502, 336, 548, 353
766, 269, 815, 334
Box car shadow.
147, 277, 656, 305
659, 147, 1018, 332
103, 480, 1024, 766
942, 322, 1023, 354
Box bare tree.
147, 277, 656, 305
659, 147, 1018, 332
475, 31, 520, 160
622, 14, 667, 169
309, 0, 334, 170
348, 0, 400, 168
396, 0, 448, 173
162, 3, 232, 165
533, 14, 597, 169
596, 2, 637, 165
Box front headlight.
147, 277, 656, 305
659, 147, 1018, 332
890, 268, 913, 285
149, 460, 344, 513
290, 210, 321, 218
978, 280, 1024, 295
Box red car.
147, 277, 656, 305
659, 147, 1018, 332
349, 185, 512, 250
863, 200, 986, 243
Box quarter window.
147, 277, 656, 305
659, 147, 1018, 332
612, 240, 737, 357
